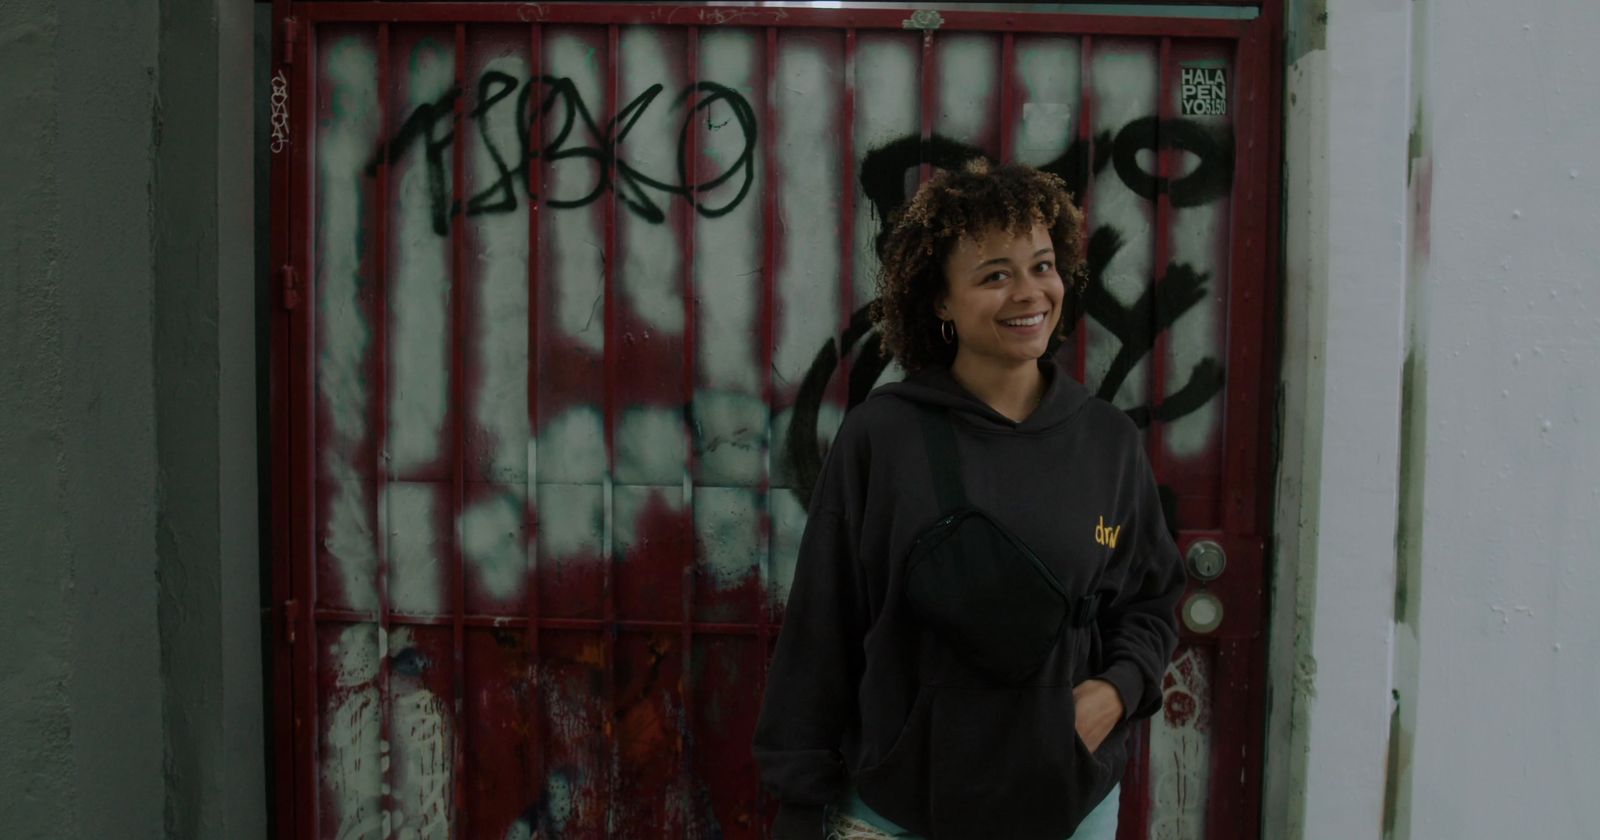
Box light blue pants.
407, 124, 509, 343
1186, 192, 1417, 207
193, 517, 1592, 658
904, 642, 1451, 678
829, 782, 1121, 839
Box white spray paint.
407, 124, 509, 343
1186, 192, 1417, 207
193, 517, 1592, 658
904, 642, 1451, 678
537, 406, 607, 484
616, 406, 688, 486
694, 486, 762, 590
544, 33, 607, 354
325, 480, 379, 613
323, 624, 382, 840
694, 29, 763, 395
385, 482, 445, 615
317, 36, 381, 612
1013, 38, 1081, 168
536, 482, 603, 563
468, 55, 532, 483
318, 38, 378, 458
1087, 42, 1156, 411
618, 27, 686, 336
935, 33, 998, 146
460, 488, 526, 605
386, 627, 452, 840
389, 38, 456, 475
773, 36, 842, 392
852, 32, 918, 310
692, 390, 767, 487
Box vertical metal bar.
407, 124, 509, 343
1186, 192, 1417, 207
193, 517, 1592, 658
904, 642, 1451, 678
1224, 19, 1269, 539
999, 32, 1015, 164
1149, 37, 1174, 477
757, 25, 779, 839
840, 29, 856, 404
524, 19, 546, 823
603, 23, 622, 836
918, 30, 934, 184
678, 25, 701, 840
1075, 36, 1094, 384
449, 22, 468, 838
268, 2, 300, 835
374, 21, 396, 835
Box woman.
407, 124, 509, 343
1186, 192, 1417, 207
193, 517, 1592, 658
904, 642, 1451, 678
754, 161, 1185, 840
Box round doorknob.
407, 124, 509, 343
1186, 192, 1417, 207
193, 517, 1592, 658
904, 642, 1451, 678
1186, 539, 1227, 582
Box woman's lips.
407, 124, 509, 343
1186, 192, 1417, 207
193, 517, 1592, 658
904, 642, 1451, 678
998, 311, 1049, 333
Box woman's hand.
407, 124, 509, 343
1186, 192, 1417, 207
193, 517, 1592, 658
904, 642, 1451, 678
1072, 678, 1126, 754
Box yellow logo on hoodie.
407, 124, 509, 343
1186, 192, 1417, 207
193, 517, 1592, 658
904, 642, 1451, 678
1095, 516, 1122, 549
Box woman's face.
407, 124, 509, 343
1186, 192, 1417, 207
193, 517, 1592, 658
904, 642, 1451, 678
935, 223, 1064, 367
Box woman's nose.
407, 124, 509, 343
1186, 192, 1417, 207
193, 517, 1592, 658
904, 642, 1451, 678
1012, 274, 1043, 302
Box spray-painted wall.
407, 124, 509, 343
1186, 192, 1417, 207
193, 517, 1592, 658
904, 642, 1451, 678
279, 7, 1278, 838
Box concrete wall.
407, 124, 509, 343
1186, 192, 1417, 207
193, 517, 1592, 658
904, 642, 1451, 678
0, 0, 261, 838
0, 1, 165, 838
1269, 0, 1600, 837
152, 0, 266, 837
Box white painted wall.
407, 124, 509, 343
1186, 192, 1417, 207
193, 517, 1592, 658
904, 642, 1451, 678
1271, 1, 1600, 837
1395, 2, 1600, 837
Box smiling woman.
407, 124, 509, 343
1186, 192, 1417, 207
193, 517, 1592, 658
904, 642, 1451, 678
753, 161, 1185, 840
869, 160, 1088, 378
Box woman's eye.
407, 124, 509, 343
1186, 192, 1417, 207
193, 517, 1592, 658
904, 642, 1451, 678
983, 271, 1008, 284
1035, 261, 1054, 273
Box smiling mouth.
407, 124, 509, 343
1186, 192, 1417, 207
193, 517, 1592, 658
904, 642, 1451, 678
999, 312, 1048, 327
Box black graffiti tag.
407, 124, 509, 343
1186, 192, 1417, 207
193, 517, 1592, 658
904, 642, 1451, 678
366, 72, 758, 235
857, 118, 1233, 232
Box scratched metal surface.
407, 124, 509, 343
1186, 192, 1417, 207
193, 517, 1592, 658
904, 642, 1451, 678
277, 6, 1277, 838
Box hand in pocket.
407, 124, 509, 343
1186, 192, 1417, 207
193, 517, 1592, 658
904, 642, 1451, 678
1072, 678, 1125, 754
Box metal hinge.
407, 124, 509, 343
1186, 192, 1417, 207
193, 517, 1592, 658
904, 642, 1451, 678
280, 264, 300, 310
282, 17, 300, 64
283, 598, 300, 644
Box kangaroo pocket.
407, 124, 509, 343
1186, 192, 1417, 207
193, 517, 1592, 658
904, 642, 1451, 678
855, 682, 1114, 840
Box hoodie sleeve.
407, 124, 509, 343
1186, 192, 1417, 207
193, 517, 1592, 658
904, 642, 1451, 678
1092, 444, 1187, 722
753, 421, 872, 827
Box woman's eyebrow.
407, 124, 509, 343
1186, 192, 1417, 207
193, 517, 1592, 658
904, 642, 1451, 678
971, 247, 1054, 272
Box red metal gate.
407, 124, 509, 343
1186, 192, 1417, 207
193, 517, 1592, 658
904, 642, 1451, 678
268, 3, 1283, 838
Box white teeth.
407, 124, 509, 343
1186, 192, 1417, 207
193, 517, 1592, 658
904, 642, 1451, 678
1001, 313, 1045, 327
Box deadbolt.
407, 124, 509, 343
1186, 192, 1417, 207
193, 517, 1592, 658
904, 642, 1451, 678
1186, 539, 1227, 582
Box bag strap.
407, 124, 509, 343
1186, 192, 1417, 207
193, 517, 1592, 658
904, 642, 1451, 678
915, 403, 968, 511
916, 401, 1105, 627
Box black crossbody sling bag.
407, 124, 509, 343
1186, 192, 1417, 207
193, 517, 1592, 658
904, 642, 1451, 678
904, 404, 1102, 686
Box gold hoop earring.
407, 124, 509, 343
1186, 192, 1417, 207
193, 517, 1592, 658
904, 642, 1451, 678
940, 319, 956, 344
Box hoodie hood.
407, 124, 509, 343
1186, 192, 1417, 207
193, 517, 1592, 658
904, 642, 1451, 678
868, 354, 1091, 434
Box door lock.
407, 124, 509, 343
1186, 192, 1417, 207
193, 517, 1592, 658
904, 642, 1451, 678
1186, 539, 1227, 582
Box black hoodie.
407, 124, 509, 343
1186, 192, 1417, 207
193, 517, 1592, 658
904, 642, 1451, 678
753, 355, 1185, 840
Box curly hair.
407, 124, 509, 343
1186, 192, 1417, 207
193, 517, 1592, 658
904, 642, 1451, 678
869, 159, 1088, 372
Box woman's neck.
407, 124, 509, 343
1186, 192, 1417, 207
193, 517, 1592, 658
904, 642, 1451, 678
949, 351, 1046, 423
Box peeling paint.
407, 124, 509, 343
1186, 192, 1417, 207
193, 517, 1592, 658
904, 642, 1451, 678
1148, 647, 1213, 839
